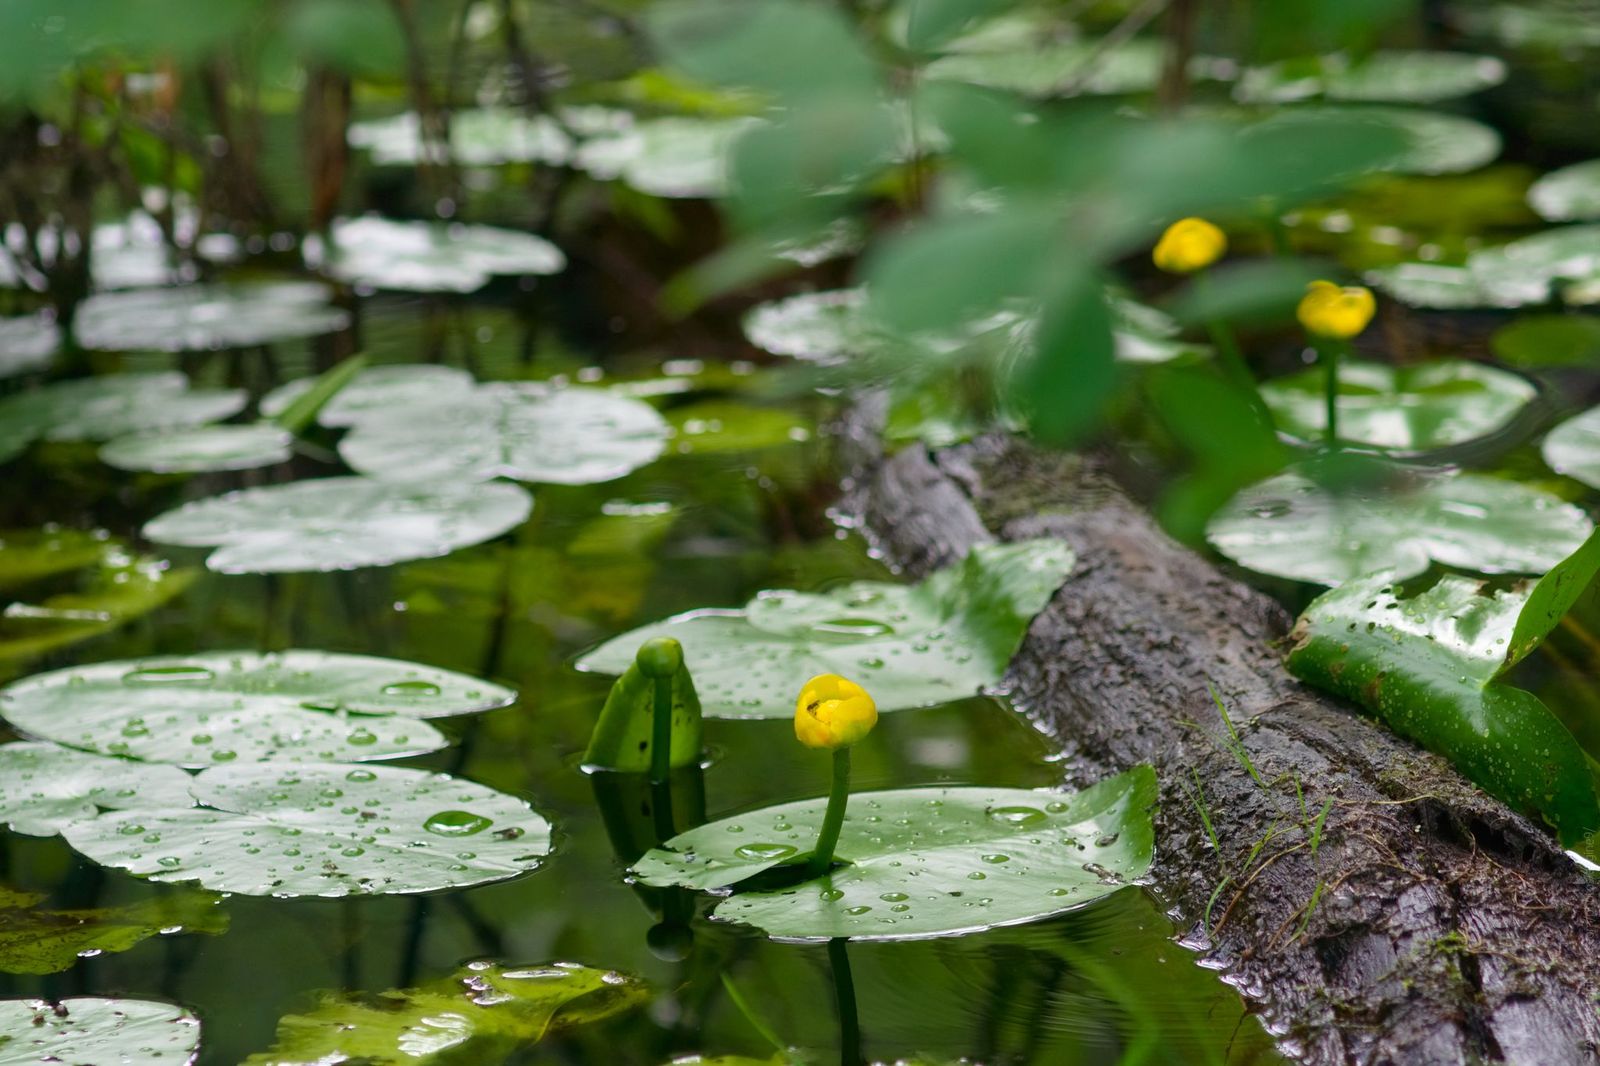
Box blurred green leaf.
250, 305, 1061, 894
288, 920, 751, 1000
283, 0, 405, 78
1492, 315, 1600, 369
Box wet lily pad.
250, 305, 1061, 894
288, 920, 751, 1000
73, 282, 349, 351
61, 762, 553, 897
100, 424, 294, 474
1260, 359, 1535, 451
143, 476, 533, 573
347, 106, 592, 166
665, 401, 811, 454
1277, 105, 1502, 175
634, 767, 1156, 941
0, 742, 196, 836
573, 116, 757, 198
1542, 405, 1600, 487
743, 288, 880, 365
0, 313, 58, 379
308, 216, 565, 293
1529, 159, 1600, 222
0, 883, 226, 975
578, 538, 1075, 717
260, 364, 477, 428
1365, 262, 1507, 310
924, 38, 1182, 97
1237, 51, 1506, 104
1207, 465, 1593, 585
0, 650, 511, 766
0, 372, 246, 453
338, 384, 669, 485
243, 960, 647, 1064
1467, 224, 1600, 306
0, 997, 201, 1066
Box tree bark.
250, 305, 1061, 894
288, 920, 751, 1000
839, 419, 1600, 1066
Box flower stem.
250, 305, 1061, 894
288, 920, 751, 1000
649, 674, 673, 786
1321, 339, 1344, 447
808, 747, 852, 878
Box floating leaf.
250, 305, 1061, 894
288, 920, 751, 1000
1236, 51, 1506, 104
0, 371, 246, 448
73, 282, 349, 351
347, 106, 614, 166
1529, 159, 1600, 222
243, 960, 647, 1065
1467, 224, 1600, 306
1491, 314, 1600, 368
100, 424, 294, 474
1280, 105, 1502, 175
1260, 358, 1535, 451
143, 476, 533, 574
1365, 262, 1506, 310
339, 385, 669, 485
307, 216, 565, 293
0, 742, 196, 836
578, 539, 1074, 718
665, 401, 811, 454
0, 313, 58, 380
260, 364, 478, 428
742, 288, 881, 365
1542, 405, 1600, 488
0, 997, 201, 1066
0, 209, 239, 292
925, 38, 1187, 97
573, 116, 757, 198
634, 768, 1156, 940
62, 762, 553, 897
0, 650, 511, 766
1207, 465, 1593, 585
0, 883, 226, 975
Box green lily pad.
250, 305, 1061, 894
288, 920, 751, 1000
0, 997, 201, 1066
665, 401, 811, 454
1207, 465, 1593, 585
100, 424, 294, 474
61, 762, 553, 897
143, 476, 533, 574
1278, 105, 1502, 175
0, 371, 246, 449
924, 38, 1186, 97
338, 385, 669, 484
73, 282, 350, 351
742, 289, 879, 365
1490, 314, 1600, 368
1457, 1, 1600, 48
634, 767, 1156, 941
0, 313, 58, 380
1365, 262, 1507, 310
1236, 51, 1506, 104
573, 116, 757, 198
1542, 405, 1600, 487
260, 364, 478, 428
309, 216, 565, 293
0, 650, 512, 766
577, 538, 1075, 718
1468, 224, 1600, 306
0, 742, 196, 836
1260, 359, 1535, 451
1529, 159, 1600, 222
1286, 559, 1600, 841
243, 960, 647, 1065
0, 882, 226, 975
347, 106, 606, 166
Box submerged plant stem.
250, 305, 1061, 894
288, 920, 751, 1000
828, 936, 862, 1066
808, 748, 852, 879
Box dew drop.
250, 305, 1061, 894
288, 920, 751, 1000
423, 810, 493, 837
734, 843, 797, 861
382, 680, 442, 697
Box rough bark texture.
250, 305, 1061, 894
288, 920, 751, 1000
840, 422, 1600, 1066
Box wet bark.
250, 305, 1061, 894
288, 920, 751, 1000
839, 417, 1600, 1066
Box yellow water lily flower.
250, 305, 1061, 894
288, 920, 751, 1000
794, 674, 877, 750
1297, 280, 1376, 339
1152, 218, 1227, 274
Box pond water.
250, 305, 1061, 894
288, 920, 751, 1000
0, 297, 1279, 1064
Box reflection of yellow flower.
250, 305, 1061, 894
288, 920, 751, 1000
1153, 218, 1227, 274
795, 674, 877, 750
1297, 280, 1376, 339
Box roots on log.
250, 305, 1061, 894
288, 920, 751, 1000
841, 425, 1600, 1066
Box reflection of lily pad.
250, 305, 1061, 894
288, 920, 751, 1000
578, 539, 1074, 717
1237, 51, 1506, 104
634, 768, 1156, 941
144, 476, 533, 574
1260, 359, 1535, 451
100, 424, 294, 474
0, 742, 196, 836
1542, 405, 1600, 488
573, 117, 757, 198
73, 282, 349, 351
0, 997, 201, 1066
1208, 466, 1592, 585
339, 385, 668, 484
0, 650, 511, 766
0, 313, 58, 379
309, 216, 565, 293
0, 882, 227, 975
1529, 159, 1600, 222
62, 762, 553, 897
243, 960, 647, 1065
260, 364, 477, 428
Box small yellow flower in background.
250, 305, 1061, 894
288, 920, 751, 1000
1297, 280, 1376, 339
1152, 218, 1227, 274
795, 674, 877, 750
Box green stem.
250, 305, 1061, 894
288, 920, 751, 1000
827, 937, 863, 1066
649, 674, 673, 786
1321, 339, 1344, 448
808, 748, 852, 878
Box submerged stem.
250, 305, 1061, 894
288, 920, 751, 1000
808, 748, 852, 878
828, 936, 862, 1066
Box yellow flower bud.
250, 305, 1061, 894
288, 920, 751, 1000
794, 674, 877, 750
1152, 218, 1227, 274
1297, 280, 1376, 340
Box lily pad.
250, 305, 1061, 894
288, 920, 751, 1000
1277, 105, 1502, 175
61, 762, 553, 897
633, 767, 1156, 941
243, 960, 647, 1065
1207, 465, 1593, 585
100, 424, 294, 474
925, 38, 1184, 97
0, 742, 196, 836
338, 384, 669, 485
143, 476, 533, 574
577, 538, 1075, 717
1542, 405, 1600, 487
0, 883, 226, 975
0, 371, 246, 447
1467, 224, 1600, 306
573, 116, 757, 198
1365, 262, 1508, 310
347, 106, 590, 166
1529, 159, 1600, 222
73, 282, 350, 351
1236, 51, 1506, 104
1260, 358, 1535, 451
0, 650, 511, 766
308, 216, 565, 293
0, 997, 201, 1066
260, 364, 478, 428
0, 313, 58, 379
1491, 314, 1600, 367
743, 289, 880, 365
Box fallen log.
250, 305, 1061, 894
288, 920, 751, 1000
840, 422, 1600, 1066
